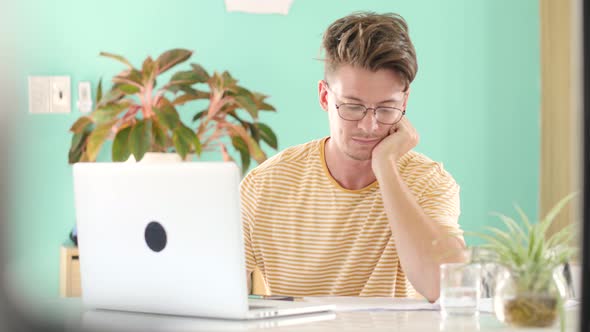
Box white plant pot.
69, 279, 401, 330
126, 152, 190, 163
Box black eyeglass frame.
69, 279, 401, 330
334, 102, 406, 125
323, 81, 407, 125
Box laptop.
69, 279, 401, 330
72, 162, 333, 320
82, 309, 336, 331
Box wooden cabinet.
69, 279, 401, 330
59, 243, 81, 297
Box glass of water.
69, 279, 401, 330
440, 262, 482, 317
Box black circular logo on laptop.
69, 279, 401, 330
145, 221, 167, 252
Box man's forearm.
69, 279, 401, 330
374, 162, 465, 302
247, 270, 252, 294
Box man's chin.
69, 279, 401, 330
344, 149, 372, 161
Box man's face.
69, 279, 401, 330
319, 65, 408, 161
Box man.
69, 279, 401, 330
240, 12, 465, 302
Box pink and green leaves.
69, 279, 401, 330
68, 48, 277, 173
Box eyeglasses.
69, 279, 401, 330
324, 82, 406, 125
335, 103, 405, 125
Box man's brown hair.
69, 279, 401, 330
322, 12, 418, 91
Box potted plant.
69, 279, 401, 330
474, 193, 577, 331
68, 48, 278, 173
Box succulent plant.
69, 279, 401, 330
474, 193, 577, 331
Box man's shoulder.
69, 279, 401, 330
246, 138, 322, 179
399, 150, 457, 185
400, 150, 439, 171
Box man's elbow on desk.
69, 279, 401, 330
419, 237, 468, 303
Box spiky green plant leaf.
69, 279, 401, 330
472, 193, 578, 299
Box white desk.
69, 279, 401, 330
30, 298, 581, 332
76, 310, 580, 332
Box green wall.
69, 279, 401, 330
8, 0, 540, 301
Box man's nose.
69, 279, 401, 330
357, 110, 379, 132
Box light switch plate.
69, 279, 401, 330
28, 76, 50, 114
49, 76, 71, 113
28, 76, 71, 114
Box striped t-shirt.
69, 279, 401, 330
240, 137, 462, 297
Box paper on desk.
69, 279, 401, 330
302, 296, 440, 312
303, 296, 580, 313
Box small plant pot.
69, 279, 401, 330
499, 292, 558, 327
492, 265, 567, 327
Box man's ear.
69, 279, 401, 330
318, 80, 329, 112
402, 87, 411, 110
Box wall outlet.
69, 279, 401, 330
77, 81, 92, 113
28, 76, 71, 114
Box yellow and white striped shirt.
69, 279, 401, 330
240, 137, 462, 297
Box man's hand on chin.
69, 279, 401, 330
371, 117, 419, 174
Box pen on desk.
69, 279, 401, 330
248, 294, 297, 301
